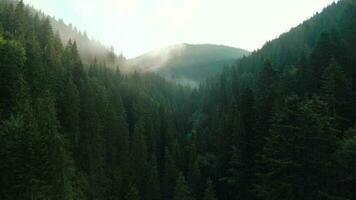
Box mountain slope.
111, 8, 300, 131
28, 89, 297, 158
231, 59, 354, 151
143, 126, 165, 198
5, 0, 126, 66
127, 44, 250, 86
237, 0, 355, 74
49, 17, 126, 66
190, 0, 356, 199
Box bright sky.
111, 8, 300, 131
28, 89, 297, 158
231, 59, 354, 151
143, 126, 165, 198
23, 0, 337, 58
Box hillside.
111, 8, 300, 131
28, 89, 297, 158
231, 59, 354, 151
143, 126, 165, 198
4, 0, 126, 66
237, 0, 354, 74
191, 0, 356, 199
50, 17, 126, 67
127, 44, 249, 86
1, 0, 356, 200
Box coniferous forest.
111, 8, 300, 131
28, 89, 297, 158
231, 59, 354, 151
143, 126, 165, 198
1, 0, 356, 200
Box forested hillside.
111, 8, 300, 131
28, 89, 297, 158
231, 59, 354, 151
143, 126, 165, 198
1, 0, 356, 200
128, 44, 249, 86
191, 0, 356, 199
4, 0, 125, 66
0, 1, 193, 199
50, 18, 126, 67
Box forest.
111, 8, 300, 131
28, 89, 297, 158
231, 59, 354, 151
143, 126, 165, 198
0, 0, 356, 200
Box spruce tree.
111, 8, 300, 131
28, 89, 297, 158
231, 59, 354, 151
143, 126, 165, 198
125, 184, 140, 200
173, 173, 195, 200
13, 0, 28, 42
31, 92, 69, 199
0, 38, 26, 117
310, 32, 335, 91
320, 59, 350, 128
0, 74, 36, 199
334, 127, 356, 199
203, 179, 218, 200
255, 96, 340, 200
146, 155, 161, 200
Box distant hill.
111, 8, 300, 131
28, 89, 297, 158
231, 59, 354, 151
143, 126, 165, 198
127, 44, 250, 86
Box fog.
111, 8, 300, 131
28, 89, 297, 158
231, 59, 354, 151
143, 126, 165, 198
23, 0, 337, 58
125, 44, 186, 73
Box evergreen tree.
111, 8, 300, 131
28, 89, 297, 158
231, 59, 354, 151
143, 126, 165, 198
31, 92, 70, 199
256, 59, 279, 141
162, 148, 178, 200
0, 74, 36, 199
334, 127, 356, 199
126, 184, 140, 200
173, 173, 195, 200
130, 121, 149, 198
0, 38, 26, 117
24, 30, 45, 97
203, 179, 218, 200
13, 0, 28, 42
146, 155, 161, 200
310, 32, 335, 92
255, 96, 340, 200
320, 59, 350, 128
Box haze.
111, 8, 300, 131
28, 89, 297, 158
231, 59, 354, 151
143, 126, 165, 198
23, 0, 337, 58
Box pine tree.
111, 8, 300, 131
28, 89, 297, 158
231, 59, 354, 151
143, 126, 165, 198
24, 31, 45, 97
310, 32, 335, 92
58, 77, 80, 145
203, 179, 218, 200
320, 59, 350, 128
296, 53, 313, 95
31, 92, 69, 199
255, 96, 340, 200
162, 148, 179, 200
256, 59, 279, 141
130, 120, 149, 197
0, 74, 37, 199
186, 142, 202, 199
0, 38, 26, 117
146, 155, 161, 200
334, 127, 356, 199
13, 0, 28, 42
173, 173, 195, 200
125, 184, 140, 200
38, 17, 53, 49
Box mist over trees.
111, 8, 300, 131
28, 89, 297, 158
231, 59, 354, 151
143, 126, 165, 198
1, 0, 356, 200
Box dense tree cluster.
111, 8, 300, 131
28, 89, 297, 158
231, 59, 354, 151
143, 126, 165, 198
1, 0, 356, 200
189, 0, 356, 199
0, 1, 197, 199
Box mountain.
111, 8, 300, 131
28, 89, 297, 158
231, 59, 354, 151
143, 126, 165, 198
127, 44, 249, 86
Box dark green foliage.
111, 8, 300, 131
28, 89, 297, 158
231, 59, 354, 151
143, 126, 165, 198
125, 184, 140, 200
203, 179, 218, 200
0, 1, 191, 200
0, 37, 25, 117
334, 127, 356, 199
320, 59, 351, 128
255, 96, 339, 200
173, 173, 195, 200
1, 0, 356, 200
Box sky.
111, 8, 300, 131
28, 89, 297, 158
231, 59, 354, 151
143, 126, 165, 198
23, 0, 337, 58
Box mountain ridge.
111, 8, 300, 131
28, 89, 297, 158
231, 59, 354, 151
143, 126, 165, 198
126, 43, 250, 86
